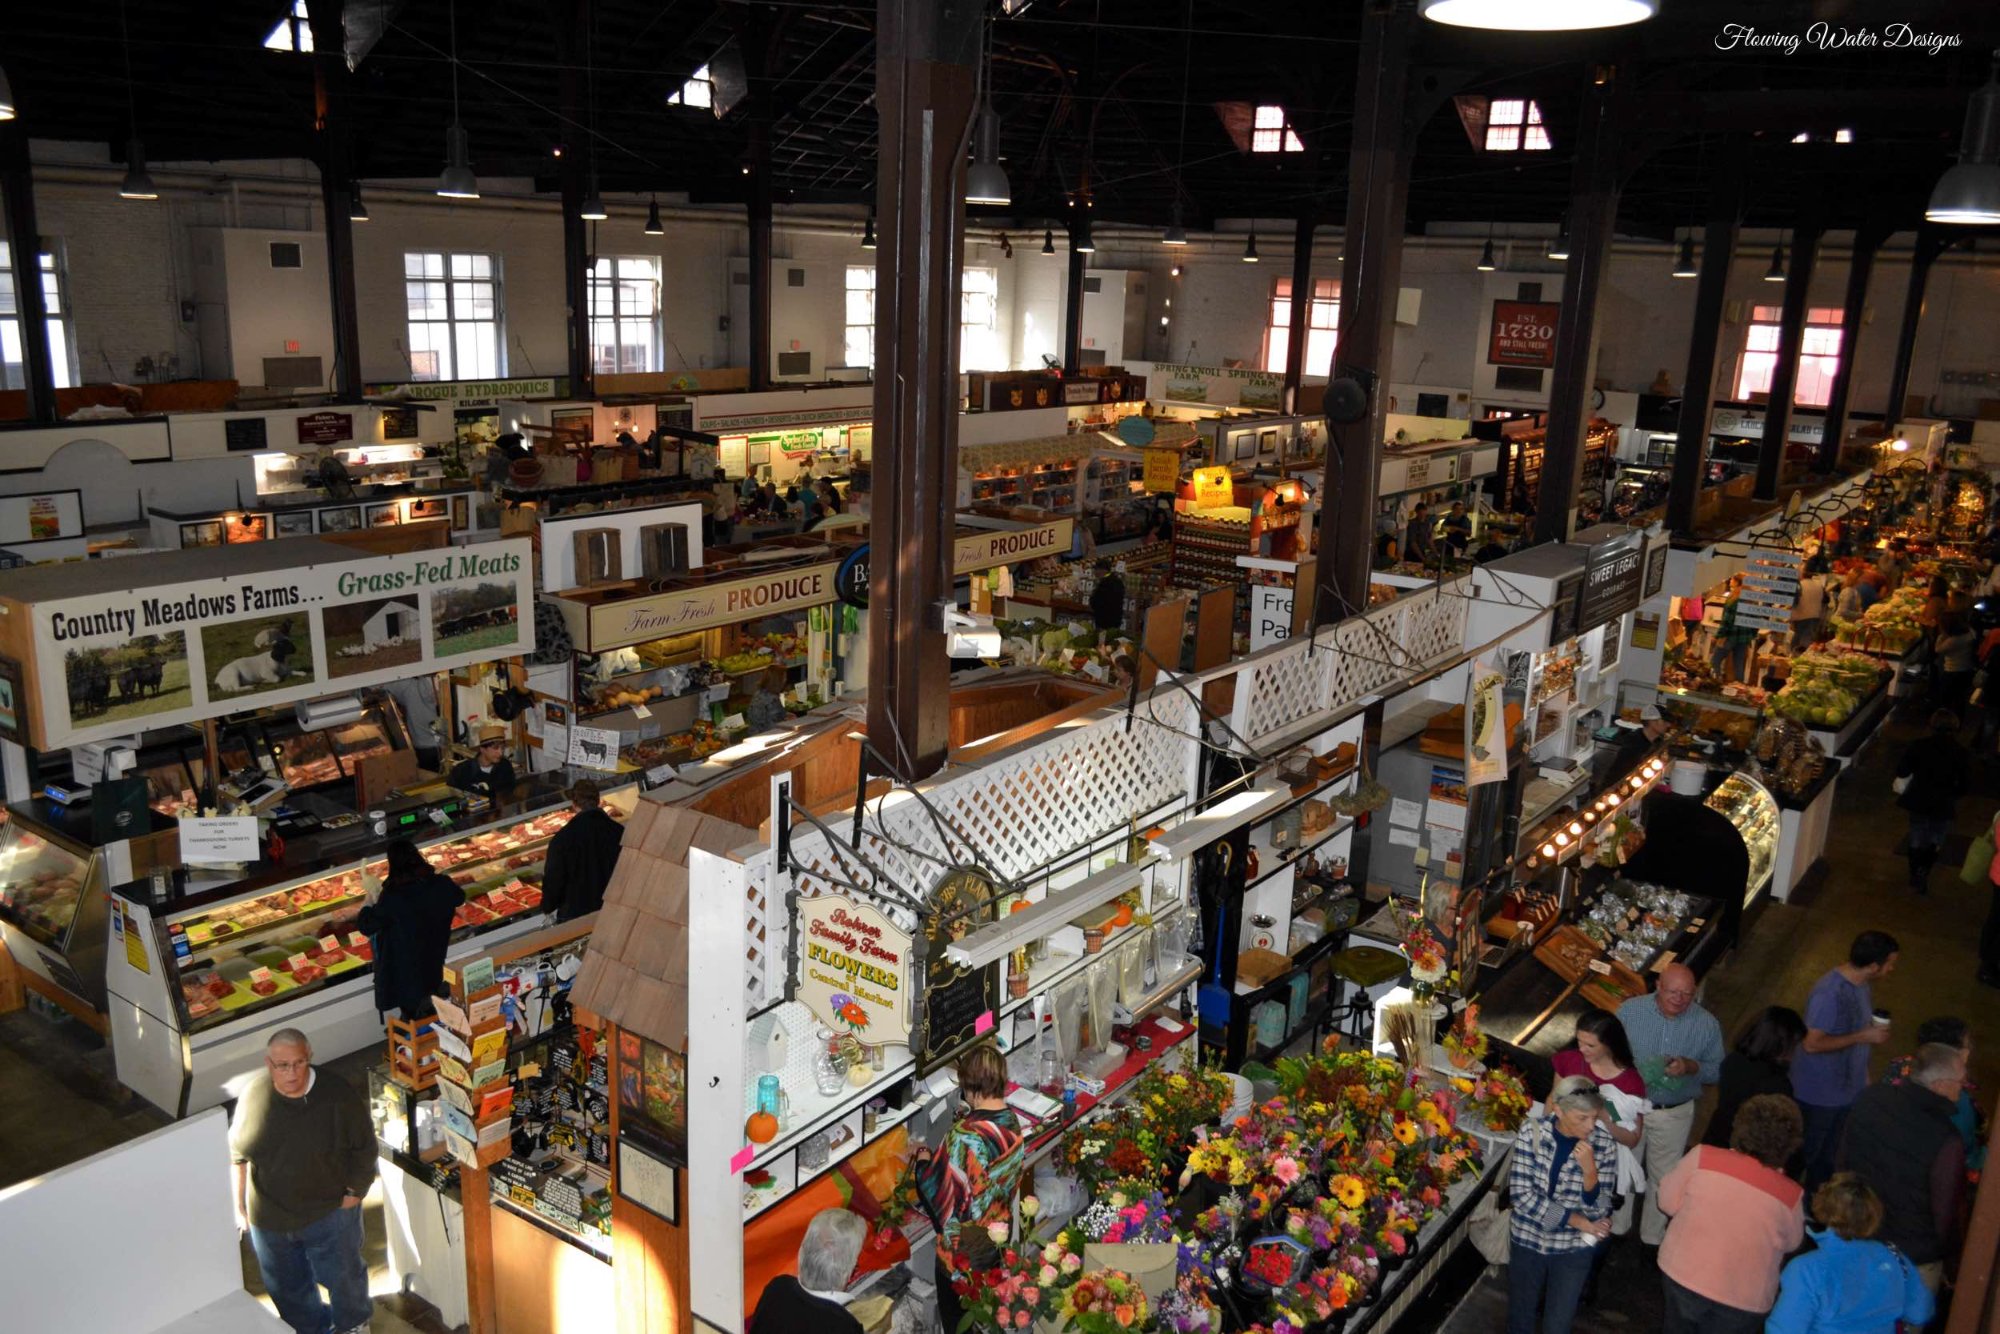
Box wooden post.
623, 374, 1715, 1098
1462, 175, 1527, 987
1883, 223, 1955, 425
1063, 208, 1087, 376
305, 0, 363, 400
1753, 211, 1823, 500
1946, 1111, 2000, 1334
1815, 220, 1890, 472
608, 1022, 691, 1334
1281, 209, 1315, 413
459, 1163, 500, 1334
1666, 138, 1745, 539
555, 0, 594, 401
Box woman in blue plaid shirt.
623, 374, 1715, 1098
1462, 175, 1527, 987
1508, 1076, 1620, 1334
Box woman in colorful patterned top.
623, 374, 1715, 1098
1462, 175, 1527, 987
914, 1042, 1026, 1334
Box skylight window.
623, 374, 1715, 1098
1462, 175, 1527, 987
1485, 99, 1549, 151
263, 0, 313, 53
667, 64, 714, 110
1251, 105, 1305, 154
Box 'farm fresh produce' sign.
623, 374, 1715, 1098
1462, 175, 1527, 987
577, 561, 840, 651
794, 894, 911, 1045
28, 539, 534, 750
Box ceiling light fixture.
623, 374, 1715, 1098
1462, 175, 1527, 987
437, 0, 478, 198
1163, 203, 1189, 247
862, 211, 878, 250
1419, 0, 1657, 31
644, 195, 664, 235
0, 60, 16, 121
964, 19, 1011, 206
1476, 236, 1496, 271
1671, 231, 1697, 278
1927, 53, 2000, 225
1242, 225, 1260, 262
1547, 214, 1570, 260
580, 172, 609, 221
1075, 219, 1096, 254
1764, 239, 1787, 283
348, 184, 369, 223
1040, 227, 1054, 255
115, 1, 156, 201
1165, 0, 1194, 248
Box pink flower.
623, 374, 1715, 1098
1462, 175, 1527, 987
1039, 1265, 1059, 1286
1015, 1312, 1030, 1329
1386, 1230, 1408, 1255
987, 1221, 1011, 1245
1272, 1155, 1302, 1187
1061, 1253, 1082, 1274
1024, 1287, 1041, 1304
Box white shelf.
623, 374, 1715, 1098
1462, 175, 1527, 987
1150, 785, 1291, 861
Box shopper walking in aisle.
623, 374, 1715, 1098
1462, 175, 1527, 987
912, 1042, 1027, 1334
1655, 1094, 1806, 1334
1616, 963, 1724, 1246
1883, 1016, 1986, 1170
1404, 501, 1436, 567
1934, 615, 1978, 712
1505, 1076, 1618, 1334
231, 1029, 377, 1334
1894, 711, 1968, 895
1792, 930, 1898, 1192
1089, 560, 1127, 634
540, 779, 625, 922
1766, 1174, 1936, 1334
747, 1207, 867, 1334
356, 839, 462, 1020
1703, 1005, 1807, 1157
1837, 1042, 1970, 1294
1551, 1011, 1648, 1233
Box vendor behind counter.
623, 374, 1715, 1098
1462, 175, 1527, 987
447, 727, 516, 796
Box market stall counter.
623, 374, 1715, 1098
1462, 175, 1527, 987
104, 776, 636, 1116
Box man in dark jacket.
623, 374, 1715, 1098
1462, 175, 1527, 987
749, 1208, 866, 1334
1837, 1041, 1968, 1292
1896, 709, 1970, 894
448, 728, 517, 797
1088, 560, 1127, 635
541, 779, 625, 921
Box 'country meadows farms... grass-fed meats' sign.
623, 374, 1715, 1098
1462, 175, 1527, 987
30, 540, 534, 750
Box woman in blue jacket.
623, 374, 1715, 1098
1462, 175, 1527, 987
1767, 1173, 1934, 1334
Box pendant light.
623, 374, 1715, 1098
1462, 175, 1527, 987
644, 195, 664, 236
1763, 236, 1787, 283
1546, 214, 1570, 260
437, 0, 478, 198
576, 4, 607, 219
1671, 231, 1697, 277
580, 173, 609, 221
1926, 54, 2000, 225
1074, 214, 1096, 255
964, 20, 1011, 206
1041, 228, 1055, 255
1476, 225, 1497, 272
862, 210, 878, 250
1419, 0, 1657, 31
1163, 204, 1189, 247
0, 61, 16, 121
1242, 225, 1260, 262
1162, 0, 1193, 248
116, 2, 156, 201
348, 185, 370, 223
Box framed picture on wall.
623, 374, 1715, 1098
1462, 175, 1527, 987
450, 496, 469, 530
1259, 428, 1279, 456
747, 441, 770, 467
180, 521, 223, 548
273, 511, 315, 538
1233, 432, 1257, 462
317, 507, 361, 533
365, 503, 401, 527
0, 655, 25, 744
406, 498, 447, 521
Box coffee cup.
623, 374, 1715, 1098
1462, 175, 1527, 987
1871, 1008, 1891, 1027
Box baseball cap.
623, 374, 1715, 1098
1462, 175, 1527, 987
1640, 706, 1664, 723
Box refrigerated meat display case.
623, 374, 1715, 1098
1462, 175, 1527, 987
104, 783, 635, 1116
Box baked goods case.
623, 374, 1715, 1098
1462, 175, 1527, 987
1705, 772, 1778, 905
161, 788, 635, 1033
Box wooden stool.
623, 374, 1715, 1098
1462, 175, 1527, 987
387, 1014, 441, 1090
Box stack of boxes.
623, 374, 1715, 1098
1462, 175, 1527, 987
433, 957, 515, 1169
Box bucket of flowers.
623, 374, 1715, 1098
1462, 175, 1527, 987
1441, 1002, 1489, 1072
1056, 1270, 1151, 1333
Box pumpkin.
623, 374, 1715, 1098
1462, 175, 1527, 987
745, 1110, 780, 1144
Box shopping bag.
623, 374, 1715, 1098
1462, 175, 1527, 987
1961, 826, 1997, 886
1469, 1189, 1512, 1265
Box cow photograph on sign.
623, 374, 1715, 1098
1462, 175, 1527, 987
432, 582, 521, 656
61, 630, 191, 729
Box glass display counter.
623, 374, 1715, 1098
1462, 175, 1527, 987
1705, 772, 1779, 907
105, 785, 635, 1115
0, 802, 168, 1013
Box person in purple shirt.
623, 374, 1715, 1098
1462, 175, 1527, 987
1792, 930, 1898, 1192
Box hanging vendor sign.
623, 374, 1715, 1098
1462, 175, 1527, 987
1142, 447, 1180, 493
1154, 363, 1282, 410
953, 518, 1076, 572
1734, 548, 1804, 632
365, 377, 563, 403
1464, 657, 1509, 788
1486, 300, 1561, 369
1575, 532, 1647, 632
22, 538, 535, 751
567, 560, 840, 651
918, 867, 1000, 1074
295, 412, 355, 446
794, 893, 912, 1046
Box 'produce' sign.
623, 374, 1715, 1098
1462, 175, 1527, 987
794, 894, 912, 1045
1487, 300, 1561, 368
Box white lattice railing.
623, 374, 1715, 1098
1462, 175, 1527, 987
738, 580, 1473, 1009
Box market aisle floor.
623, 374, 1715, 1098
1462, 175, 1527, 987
1427, 700, 2000, 1332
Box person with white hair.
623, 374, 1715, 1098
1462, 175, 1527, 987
749, 1207, 867, 1334
1836, 1042, 1971, 1293
1506, 1076, 1620, 1334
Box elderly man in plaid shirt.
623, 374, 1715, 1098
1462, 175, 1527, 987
1508, 1076, 1620, 1334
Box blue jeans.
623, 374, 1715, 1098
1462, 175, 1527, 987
1508, 1239, 1596, 1334
249, 1204, 371, 1334
1800, 1100, 1850, 1196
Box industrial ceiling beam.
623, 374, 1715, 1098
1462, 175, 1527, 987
1665, 136, 1746, 539
307, 0, 364, 401
1816, 217, 1893, 473
1753, 206, 1823, 501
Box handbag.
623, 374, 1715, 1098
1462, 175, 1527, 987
1468, 1189, 1513, 1265
1963, 823, 1998, 886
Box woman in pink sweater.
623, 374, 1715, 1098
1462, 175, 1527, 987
1656, 1093, 1806, 1334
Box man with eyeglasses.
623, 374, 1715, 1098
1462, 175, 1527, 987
230, 1029, 376, 1334
1619, 963, 1724, 1246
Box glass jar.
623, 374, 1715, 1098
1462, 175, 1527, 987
756, 1073, 783, 1119
811, 1030, 848, 1096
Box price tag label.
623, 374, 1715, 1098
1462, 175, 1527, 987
1587, 959, 1612, 975
722, 713, 747, 731
347, 932, 368, 948
430, 809, 451, 826
1690, 918, 1707, 929
509, 1184, 538, 1208
705, 683, 730, 703
644, 763, 677, 787
319, 935, 341, 953
631, 703, 652, 720
249, 966, 273, 985
287, 952, 311, 972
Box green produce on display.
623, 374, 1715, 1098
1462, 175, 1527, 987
1768, 649, 1889, 727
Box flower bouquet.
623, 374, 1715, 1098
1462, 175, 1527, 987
1452, 1064, 1532, 1135
1239, 1235, 1311, 1295
953, 1245, 1063, 1333
1062, 1189, 1178, 1250
1061, 1109, 1164, 1193
1441, 1003, 1489, 1071
1131, 1061, 1234, 1146
1057, 1270, 1151, 1333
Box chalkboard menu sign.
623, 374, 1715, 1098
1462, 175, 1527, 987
223, 416, 269, 452
381, 407, 420, 440
918, 867, 1000, 1075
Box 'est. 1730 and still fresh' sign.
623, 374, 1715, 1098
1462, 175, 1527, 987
1487, 300, 1561, 369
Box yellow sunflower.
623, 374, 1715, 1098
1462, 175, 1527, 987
1391, 1116, 1419, 1146
1330, 1174, 1368, 1209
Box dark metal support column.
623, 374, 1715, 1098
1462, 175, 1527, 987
1282, 210, 1315, 412
1754, 213, 1823, 500
1315, 0, 1417, 628
0, 126, 56, 422
1885, 224, 1955, 425
1063, 210, 1086, 376
1815, 221, 1890, 472
747, 124, 774, 391
306, 0, 362, 399
1534, 72, 1621, 547
866, 0, 979, 782
1666, 138, 1745, 538
555, 0, 593, 399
